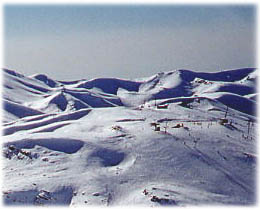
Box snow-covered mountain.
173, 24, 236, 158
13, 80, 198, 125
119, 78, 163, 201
2, 68, 258, 206
2, 68, 257, 122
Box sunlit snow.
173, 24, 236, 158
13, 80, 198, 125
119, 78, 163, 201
2, 68, 257, 206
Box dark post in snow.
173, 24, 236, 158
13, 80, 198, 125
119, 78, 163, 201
247, 120, 251, 135
224, 106, 228, 118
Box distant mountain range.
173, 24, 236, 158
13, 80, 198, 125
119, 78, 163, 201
3, 67, 257, 123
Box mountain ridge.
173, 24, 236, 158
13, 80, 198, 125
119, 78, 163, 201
2, 67, 257, 123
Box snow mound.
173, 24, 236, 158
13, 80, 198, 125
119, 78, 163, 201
44, 92, 68, 111
65, 89, 123, 108
3, 99, 44, 121
30, 73, 59, 88
189, 68, 256, 82
201, 92, 256, 116
77, 78, 142, 95
4, 138, 84, 154
195, 82, 255, 96
3, 109, 91, 136
3, 68, 26, 78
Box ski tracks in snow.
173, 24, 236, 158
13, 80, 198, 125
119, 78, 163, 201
183, 142, 253, 196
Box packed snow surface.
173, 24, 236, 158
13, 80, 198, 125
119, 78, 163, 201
2, 68, 257, 206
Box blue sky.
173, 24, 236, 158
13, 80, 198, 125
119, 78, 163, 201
4, 4, 256, 80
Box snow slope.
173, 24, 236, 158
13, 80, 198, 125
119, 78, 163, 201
1, 67, 258, 206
